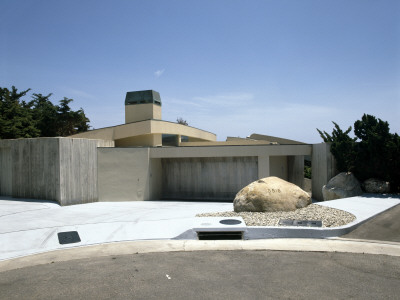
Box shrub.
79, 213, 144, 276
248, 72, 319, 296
317, 114, 400, 192
304, 160, 312, 179
317, 122, 356, 172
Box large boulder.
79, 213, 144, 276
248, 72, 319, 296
233, 176, 311, 212
322, 172, 363, 201
363, 178, 390, 194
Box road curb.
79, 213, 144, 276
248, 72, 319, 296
1, 238, 399, 273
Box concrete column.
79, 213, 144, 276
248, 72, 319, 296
258, 156, 270, 179
312, 143, 337, 201
288, 155, 304, 188
149, 158, 162, 200
176, 135, 181, 146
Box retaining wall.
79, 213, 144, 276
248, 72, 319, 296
0, 138, 114, 205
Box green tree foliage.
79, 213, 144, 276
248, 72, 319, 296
317, 122, 356, 172
317, 114, 400, 192
353, 115, 400, 190
0, 86, 90, 139
28, 93, 58, 137
0, 87, 40, 138
56, 98, 90, 136
304, 160, 312, 179
176, 117, 188, 126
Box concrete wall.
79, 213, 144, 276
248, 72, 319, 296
0, 138, 114, 205
125, 103, 162, 123
0, 141, 13, 196
59, 138, 111, 205
96, 145, 312, 202
288, 155, 305, 188
161, 157, 258, 200
2, 139, 335, 204
115, 134, 162, 147
269, 156, 288, 181
11, 138, 60, 201
312, 143, 337, 201
97, 148, 164, 202
97, 148, 151, 202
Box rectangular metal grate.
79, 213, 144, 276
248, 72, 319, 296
58, 231, 81, 244
278, 219, 294, 226
279, 219, 322, 227
197, 231, 243, 240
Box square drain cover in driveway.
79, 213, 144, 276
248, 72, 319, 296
58, 231, 81, 245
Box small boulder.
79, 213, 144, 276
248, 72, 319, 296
233, 176, 311, 212
363, 178, 390, 194
322, 172, 363, 201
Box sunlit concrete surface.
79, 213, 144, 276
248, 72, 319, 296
245, 194, 400, 239
0, 195, 399, 261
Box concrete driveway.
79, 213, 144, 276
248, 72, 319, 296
1, 195, 400, 299
340, 203, 400, 242
1, 195, 399, 261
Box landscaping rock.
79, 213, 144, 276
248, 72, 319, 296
233, 176, 311, 212
363, 178, 390, 193
322, 172, 363, 201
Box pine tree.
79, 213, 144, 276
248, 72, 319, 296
0, 86, 90, 139
0, 86, 40, 139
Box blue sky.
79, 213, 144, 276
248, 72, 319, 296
1, 0, 399, 143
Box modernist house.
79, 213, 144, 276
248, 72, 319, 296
0, 90, 336, 205
71, 90, 216, 147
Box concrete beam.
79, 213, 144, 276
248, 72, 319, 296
150, 144, 312, 159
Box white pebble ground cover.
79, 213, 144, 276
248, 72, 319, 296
196, 204, 356, 227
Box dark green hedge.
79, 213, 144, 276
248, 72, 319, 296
317, 114, 400, 192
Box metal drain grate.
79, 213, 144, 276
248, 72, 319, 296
58, 231, 81, 244
219, 219, 242, 225
279, 219, 322, 227
197, 231, 243, 240
278, 219, 295, 226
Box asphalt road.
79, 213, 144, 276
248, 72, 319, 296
341, 203, 400, 242
1, 250, 399, 300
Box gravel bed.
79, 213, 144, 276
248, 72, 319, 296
196, 204, 356, 227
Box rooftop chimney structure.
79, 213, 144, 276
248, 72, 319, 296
125, 90, 162, 123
